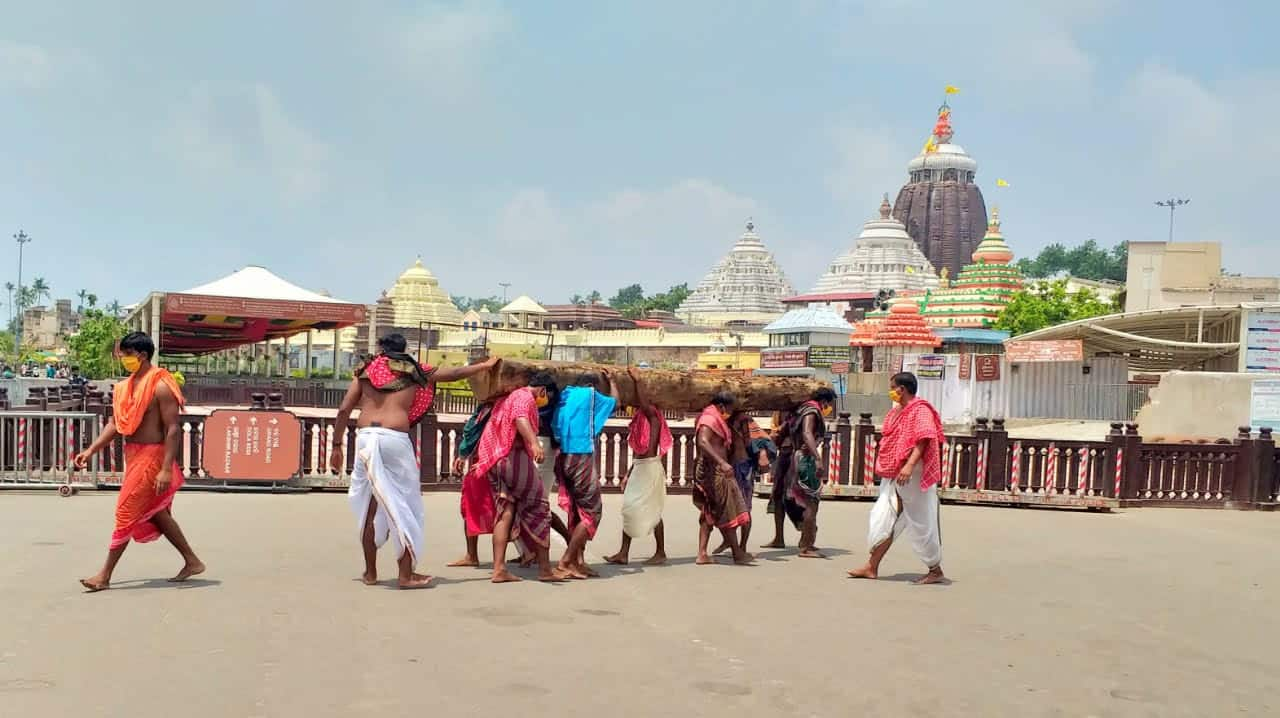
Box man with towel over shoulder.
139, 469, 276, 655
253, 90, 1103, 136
605, 367, 671, 566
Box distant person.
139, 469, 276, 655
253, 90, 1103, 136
447, 399, 497, 568
605, 368, 670, 566
332, 333, 495, 589
2, 365, 14, 379
692, 392, 752, 565
763, 408, 798, 549
73, 332, 204, 592
552, 370, 618, 579
528, 372, 571, 556
849, 372, 946, 585
785, 388, 837, 559
46, 363, 55, 378
715, 412, 776, 555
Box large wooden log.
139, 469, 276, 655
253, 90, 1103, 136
469, 359, 826, 412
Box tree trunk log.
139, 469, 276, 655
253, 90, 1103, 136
468, 359, 825, 411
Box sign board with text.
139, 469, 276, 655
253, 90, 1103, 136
1242, 309, 1280, 373
958, 353, 972, 380
916, 354, 946, 380
761, 350, 808, 369
807, 345, 851, 368
1250, 379, 1280, 430
830, 361, 850, 375
1004, 339, 1084, 363
201, 410, 303, 482
975, 354, 1001, 381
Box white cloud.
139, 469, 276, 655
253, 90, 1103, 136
164, 84, 332, 203
825, 123, 910, 213
253, 84, 331, 202
0, 42, 52, 89
387, 0, 512, 94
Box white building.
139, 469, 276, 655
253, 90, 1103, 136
812, 197, 940, 294
677, 221, 793, 327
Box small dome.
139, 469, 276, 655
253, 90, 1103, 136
970, 208, 1014, 265
398, 258, 437, 284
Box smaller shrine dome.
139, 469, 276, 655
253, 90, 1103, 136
872, 296, 941, 347
386, 257, 463, 325
398, 258, 436, 282
970, 208, 1014, 265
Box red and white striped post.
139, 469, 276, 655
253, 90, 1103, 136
975, 440, 987, 491
941, 441, 953, 489
1045, 444, 1058, 494
862, 435, 876, 486
66, 419, 76, 473
827, 435, 841, 485
1113, 448, 1124, 498
1077, 447, 1090, 495
16, 417, 27, 471
1009, 441, 1022, 493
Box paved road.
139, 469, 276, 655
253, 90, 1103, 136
1, 492, 1275, 717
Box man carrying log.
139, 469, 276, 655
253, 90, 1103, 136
693, 392, 753, 565
552, 370, 619, 578
605, 368, 670, 566
332, 334, 495, 589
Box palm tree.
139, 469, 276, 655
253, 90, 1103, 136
76, 288, 88, 312
106, 299, 122, 318
31, 278, 50, 305
86, 293, 98, 308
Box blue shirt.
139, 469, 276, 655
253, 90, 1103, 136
553, 386, 616, 455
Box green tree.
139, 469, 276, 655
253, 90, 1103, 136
644, 283, 691, 314
569, 293, 585, 306
105, 299, 123, 318
31, 277, 50, 305
609, 284, 646, 316
86, 293, 98, 308
587, 290, 602, 304
66, 309, 128, 379
77, 288, 88, 312
1016, 240, 1126, 282
995, 279, 1117, 336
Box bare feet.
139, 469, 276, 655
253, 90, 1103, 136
559, 563, 589, 580
169, 560, 206, 582
398, 573, 433, 589
733, 552, 755, 565
446, 556, 480, 568
604, 552, 629, 565
79, 576, 109, 592
712, 541, 731, 555
491, 569, 523, 583
643, 553, 667, 566
913, 567, 946, 585
580, 564, 599, 578
847, 565, 878, 579
539, 568, 571, 582
761, 538, 785, 549
518, 554, 538, 568
797, 548, 826, 559
695, 553, 713, 565
361, 572, 378, 586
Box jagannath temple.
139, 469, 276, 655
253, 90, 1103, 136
676, 221, 794, 327
386, 258, 463, 326
811, 195, 940, 294
892, 100, 989, 279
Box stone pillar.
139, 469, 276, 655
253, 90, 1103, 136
332, 331, 341, 379
282, 335, 291, 378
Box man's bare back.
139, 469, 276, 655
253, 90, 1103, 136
354, 378, 418, 433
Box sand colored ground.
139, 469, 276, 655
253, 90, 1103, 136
0, 492, 1275, 717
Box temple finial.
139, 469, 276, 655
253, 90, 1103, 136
879, 194, 892, 219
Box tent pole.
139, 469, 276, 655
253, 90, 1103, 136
283, 335, 291, 379
305, 331, 313, 379
333, 330, 341, 380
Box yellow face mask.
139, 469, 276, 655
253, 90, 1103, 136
535, 394, 549, 409
821, 405, 834, 417
121, 355, 142, 374
888, 388, 902, 404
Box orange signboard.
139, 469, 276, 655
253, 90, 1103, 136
1004, 339, 1084, 363
201, 410, 303, 481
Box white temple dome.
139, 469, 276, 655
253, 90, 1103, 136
907, 143, 978, 173
386, 257, 463, 326
677, 221, 793, 326
811, 197, 940, 294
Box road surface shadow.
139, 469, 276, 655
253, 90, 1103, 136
107, 578, 222, 591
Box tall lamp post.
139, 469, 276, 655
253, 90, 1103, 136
1155, 198, 1190, 243
13, 230, 31, 352
498, 282, 511, 303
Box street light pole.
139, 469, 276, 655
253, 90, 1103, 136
13, 230, 31, 352
499, 282, 511, 302
1154, 198, 1190, 243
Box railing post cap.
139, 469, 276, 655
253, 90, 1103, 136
1237, 426, 1253, 439
1109, 422, 1124, 435
1260, 427, 1274, 440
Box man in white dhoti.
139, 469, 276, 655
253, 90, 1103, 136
332, 334, 495, 589
606, 368, 670, 566
848, 372, 947, 585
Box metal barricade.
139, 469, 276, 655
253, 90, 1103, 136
0, 411, 101, 495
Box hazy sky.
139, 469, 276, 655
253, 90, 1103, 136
2, 1, 1276, 311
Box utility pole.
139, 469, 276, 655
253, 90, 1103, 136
14, 230, 31, 351
1154, 198, 1190, 243
499, 282, 511, 302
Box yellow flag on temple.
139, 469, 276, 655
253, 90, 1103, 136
944, 85, 960, 95
906, 266, 916, 274
996, 178, 1010, 187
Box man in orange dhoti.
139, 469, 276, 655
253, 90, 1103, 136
74, 332, 205, 592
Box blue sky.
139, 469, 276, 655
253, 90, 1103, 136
2, 1, 1276, 311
